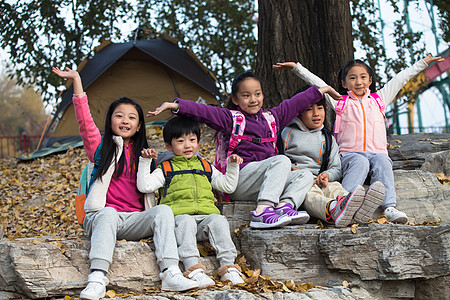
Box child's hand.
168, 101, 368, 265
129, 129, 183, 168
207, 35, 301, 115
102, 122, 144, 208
147, 102, 179, 117
318, 86, 342, 101
52, 67, 80, 80
291, 166, 300, 171
315, 173, 329, 188
141, 148, 157, 159
423, 54, 445, 65
228, 154, 243, 164
272, 62, 296, 70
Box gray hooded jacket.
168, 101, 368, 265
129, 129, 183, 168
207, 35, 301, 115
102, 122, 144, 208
280, 117, 341, 182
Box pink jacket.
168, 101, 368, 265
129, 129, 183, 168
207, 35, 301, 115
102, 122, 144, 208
336, 89, 387, 154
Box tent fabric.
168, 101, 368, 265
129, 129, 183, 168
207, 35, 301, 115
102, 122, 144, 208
18, 140, 83, 161
44, 38, 221, 147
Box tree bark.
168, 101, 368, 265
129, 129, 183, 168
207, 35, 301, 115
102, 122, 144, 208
256, 0, 353, 130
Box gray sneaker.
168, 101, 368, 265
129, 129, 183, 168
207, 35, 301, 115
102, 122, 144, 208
327, 185, 365, 227
354, 181, 385, 224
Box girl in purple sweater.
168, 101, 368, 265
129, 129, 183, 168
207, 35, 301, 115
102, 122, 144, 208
148, 72, 341, 229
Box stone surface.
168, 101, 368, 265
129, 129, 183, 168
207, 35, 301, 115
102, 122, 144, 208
0, 237, 217, 299
239, 222, 450, 285
421, 150, 450, 176
392, 170, 450, 223
387, 133, 450, 171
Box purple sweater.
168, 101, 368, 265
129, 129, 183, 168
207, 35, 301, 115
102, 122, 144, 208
176, 86, 323, 168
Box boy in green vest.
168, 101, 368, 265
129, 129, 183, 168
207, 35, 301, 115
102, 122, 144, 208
137, 116, 245, 288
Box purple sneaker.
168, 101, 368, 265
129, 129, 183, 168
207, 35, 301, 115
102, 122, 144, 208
354, 181, 385, 224
250, 206, 291, 229
274, 203, 310, 225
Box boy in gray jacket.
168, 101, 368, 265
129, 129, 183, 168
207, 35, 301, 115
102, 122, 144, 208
280, 90, 385, 227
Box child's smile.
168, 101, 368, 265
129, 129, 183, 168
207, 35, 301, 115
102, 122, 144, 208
166, 133, 199, 159
342, 65, 372, 97
111, 103, 140, 145
231, 78, 264, 115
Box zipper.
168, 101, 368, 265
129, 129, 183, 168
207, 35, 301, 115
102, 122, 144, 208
358, 98, 367, 151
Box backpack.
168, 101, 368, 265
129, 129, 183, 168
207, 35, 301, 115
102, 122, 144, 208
214, 110, 278, 174
75, 143, 102, 227
334, 93, 386, 139
277, 127, 332, 174
159, 158, 212, 199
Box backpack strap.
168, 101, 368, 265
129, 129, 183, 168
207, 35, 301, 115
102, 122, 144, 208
370, 92, 387, 121
319, 128, 332, 174
87, 141, 103, 193
160, 159, 212, 198
334, 95, 348, 137
227, 110, 247, 158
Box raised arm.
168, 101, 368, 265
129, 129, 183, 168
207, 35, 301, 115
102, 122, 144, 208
52, 67, 84, 95
273, 62, 336, 110
147, 102, 179, 117
378, 55, 444, 106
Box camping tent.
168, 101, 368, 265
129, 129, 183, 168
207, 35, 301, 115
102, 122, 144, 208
44, 36, 222, 147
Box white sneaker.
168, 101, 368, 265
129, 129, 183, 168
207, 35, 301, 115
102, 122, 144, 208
220, 267, 244, 285
160, 265, 199, 291
384, 207, 408, 223
188, 268, 215, 288
80, 271, 109, 300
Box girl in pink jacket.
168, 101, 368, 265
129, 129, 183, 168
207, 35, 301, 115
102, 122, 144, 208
274, 54, 444, 223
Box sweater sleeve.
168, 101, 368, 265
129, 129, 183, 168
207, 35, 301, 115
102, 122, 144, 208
210, 161, 239, 194
176, 99, 233, 134
292, 62, 336, 110
271, 85, 324, 129
73, 94, 102, 162
377, 59, 428, 106
136, 157, 165, 193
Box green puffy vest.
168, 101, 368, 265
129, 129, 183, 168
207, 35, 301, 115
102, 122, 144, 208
159, 155, 220, 216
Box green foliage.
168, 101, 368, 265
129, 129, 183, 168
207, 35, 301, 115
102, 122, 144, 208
0, 0, 134, 104
134, 0, 257, 94
434, 0, 450, 42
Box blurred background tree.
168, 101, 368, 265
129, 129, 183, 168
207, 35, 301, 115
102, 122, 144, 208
0, 72, 48, 136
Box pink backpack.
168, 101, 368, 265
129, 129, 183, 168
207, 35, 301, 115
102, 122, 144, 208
214, 110, 278, 174
334, 93, 386, 138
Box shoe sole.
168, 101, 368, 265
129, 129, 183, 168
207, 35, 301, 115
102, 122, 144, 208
389, 216, 408, 223
354, 182, 385, 224
335, 186, 365, 228
80, 291, 105, 300
161, 282, 199, 292
250, 216, 291, 229
288, 213, 310, 225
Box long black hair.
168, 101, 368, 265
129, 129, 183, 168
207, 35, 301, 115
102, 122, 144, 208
337, 59, 377, 94
94, 97, 148, 181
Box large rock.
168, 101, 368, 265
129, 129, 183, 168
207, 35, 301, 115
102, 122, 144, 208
388, 133, 450, 171
0, 237, 217, 299
239, 222, 450, 299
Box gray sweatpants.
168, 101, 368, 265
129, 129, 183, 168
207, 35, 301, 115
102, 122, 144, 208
175, 214, 237, 269
230, 155, 315, 209
84, 205, 179, 273
340, 152, 396, 208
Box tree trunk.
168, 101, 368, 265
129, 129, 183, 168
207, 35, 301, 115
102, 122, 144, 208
256, 0, 353, 130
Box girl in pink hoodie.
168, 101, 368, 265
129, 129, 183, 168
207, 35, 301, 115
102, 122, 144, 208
274, 54, 444, 223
